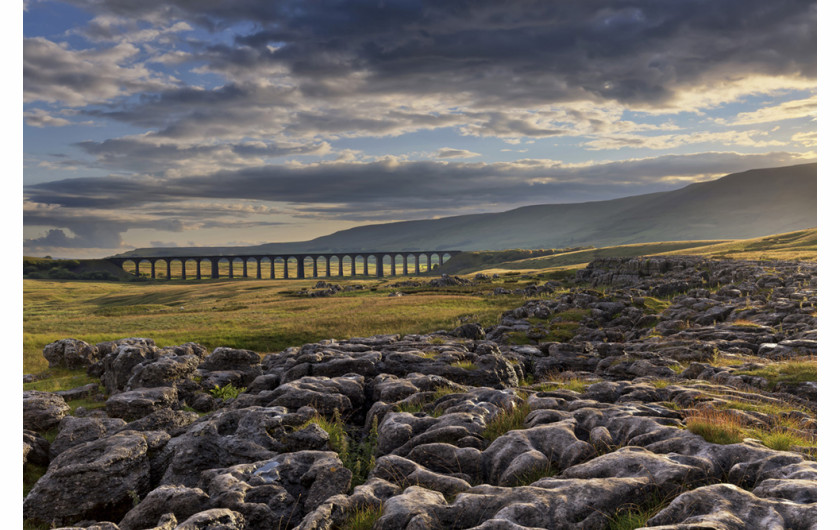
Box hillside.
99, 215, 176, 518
438, 228, 816, 275
115, 162, 816, 257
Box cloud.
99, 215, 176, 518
581, 129, 788, 151
24, 36, 173, 106
26, 151, 814, 213
436, 148, 480, 159
57, 0, 815, 141
727, 95, 817, 126
23, 109, 72, 128
76, 135, 332, 176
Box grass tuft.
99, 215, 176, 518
339, 503, 384, 530
483, 402, 532, 443
685, 409, 745, 445
734, 358, 816, 391
451, 360, 478, 371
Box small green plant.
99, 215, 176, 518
483, 402, 532, 443
299, 410, 379, 488
451, 360, 478, 370
339, 503, 384, 530
127, 489, 141, 507
209, 383, 247, 400
668, 363, 685, 374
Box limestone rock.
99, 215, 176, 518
24, 430, 170, 527
24, 390, 71, 432
43, 338, 99, 369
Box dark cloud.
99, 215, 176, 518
65, 0, 815, 107
26, 151, 811, 213
76, 137, 330, 174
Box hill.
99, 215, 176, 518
438, 228, 816, 275
115, 162, 815, 257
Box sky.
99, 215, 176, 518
20, 0, 817, 258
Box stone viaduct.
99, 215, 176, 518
106, 251, 461, 280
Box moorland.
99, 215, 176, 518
22, 228, 817, 529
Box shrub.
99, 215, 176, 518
209, 383, 247, 401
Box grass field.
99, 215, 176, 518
23, 229, 816, 375
23, 275, 533, 374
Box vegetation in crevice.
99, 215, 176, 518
482, 402, 532, 444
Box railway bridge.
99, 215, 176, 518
106, 250, 461, 280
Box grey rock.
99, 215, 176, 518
105, 386, 179, 421
645, 483, 816, 529
44, 338, 100, 370
126, 354, 201, 390
119, 485, 211, 530
24, 390, 71, 432
174, 508, 245, 530
50, 416, 127, 459
24, 430, 170, 527
23, 429, 50, 466
120, 408, 200, 435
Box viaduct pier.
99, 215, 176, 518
107, 251, 461, 280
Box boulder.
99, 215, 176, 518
50, 416, 127, 459
119, 485, 210, 530
105, 386, 179, 421
173, 508, 245, 530
43, 338, 99, 369
23, 390, 71, 432
23, 430, 170, 527
645, 483, 816, 529
23, 429, 50, 466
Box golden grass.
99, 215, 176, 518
23, 278, 523, 373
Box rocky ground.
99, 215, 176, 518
22, 257, 817, 529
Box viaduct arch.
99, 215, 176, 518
107, 251, 461, 280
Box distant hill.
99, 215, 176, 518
115, 163, 816, 257
438, 228, 816, 275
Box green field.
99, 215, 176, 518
23, 275, 534, 374
23, 229, 817, 376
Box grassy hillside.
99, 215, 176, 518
656, 228, 816, 261
439, 229, 816, 275
117, 163, 816, 257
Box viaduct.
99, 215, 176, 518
106, 251, 461, 280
